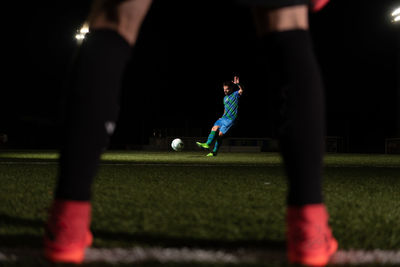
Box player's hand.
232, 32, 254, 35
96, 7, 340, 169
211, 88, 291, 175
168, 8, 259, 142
233, 76, 239, 84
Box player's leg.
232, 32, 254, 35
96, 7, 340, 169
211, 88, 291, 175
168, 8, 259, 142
254, 3, 325, 211
208, 125, 220, 146
44, 0, 152, 264
252, 3, 337, 266
207, 131, 224, 156
209, 119, 234, 156
197, 124, 220, 150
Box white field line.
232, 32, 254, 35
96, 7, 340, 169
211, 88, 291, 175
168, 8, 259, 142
1, 247, 400, 265
0, 161, 58, 165
1, 161, 399, 168
0, 161, 269, 167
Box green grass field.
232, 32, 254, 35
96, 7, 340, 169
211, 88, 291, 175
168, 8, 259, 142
0, 150, 399, 266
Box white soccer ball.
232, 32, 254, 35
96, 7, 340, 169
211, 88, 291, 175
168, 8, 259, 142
171, 138, 184, 151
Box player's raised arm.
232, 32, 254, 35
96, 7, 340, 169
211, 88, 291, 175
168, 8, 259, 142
233, 76, 243, 95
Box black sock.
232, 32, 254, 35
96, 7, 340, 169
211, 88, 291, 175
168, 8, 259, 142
55, 29, 131, 201
263, 30, 325, 206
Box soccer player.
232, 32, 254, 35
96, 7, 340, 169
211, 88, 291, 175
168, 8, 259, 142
43, 0, 337, 266
196, 76, 243, 156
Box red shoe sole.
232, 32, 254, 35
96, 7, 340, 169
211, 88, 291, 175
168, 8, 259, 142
44, 231, 93, 264
289, 237, 338, 266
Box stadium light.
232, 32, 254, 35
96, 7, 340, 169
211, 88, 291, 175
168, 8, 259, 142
392, 7, 400, 23
75, 24, 89, 43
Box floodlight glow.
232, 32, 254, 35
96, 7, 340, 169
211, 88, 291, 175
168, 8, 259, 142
392, 7, 400, 23
392, 7, 400, 17
75, 23, 89, 42
75, 33, 85, 40
80, 25, 89, 34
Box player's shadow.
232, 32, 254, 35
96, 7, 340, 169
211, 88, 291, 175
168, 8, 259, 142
0, 212, 286, 253
187, 155, 207, 158
0, 213, 44, 247
93, 229, 286, 251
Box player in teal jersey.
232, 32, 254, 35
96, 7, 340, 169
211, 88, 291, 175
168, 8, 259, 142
196, 76, 243, 156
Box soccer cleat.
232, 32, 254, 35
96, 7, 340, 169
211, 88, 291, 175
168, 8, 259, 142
310, 0, 330, 12
196, 142, 210, 150
206, 152, 216, 157
44, 200, 92, 264
287, 204, 338, 266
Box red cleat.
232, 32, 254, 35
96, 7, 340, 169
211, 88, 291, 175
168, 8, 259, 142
310, 0, 330, 12
287, 204, 338, 266
44, 200, 92, 264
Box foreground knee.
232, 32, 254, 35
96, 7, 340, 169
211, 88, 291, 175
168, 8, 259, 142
253, 5, 308, 35
88, 0, 153, 45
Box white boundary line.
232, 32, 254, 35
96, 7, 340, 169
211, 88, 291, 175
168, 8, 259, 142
1, 247, 400, 265
331, 250, 400, 265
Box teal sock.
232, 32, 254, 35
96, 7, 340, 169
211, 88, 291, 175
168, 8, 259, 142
213, 137, 223, 153
206, 131, 217, 145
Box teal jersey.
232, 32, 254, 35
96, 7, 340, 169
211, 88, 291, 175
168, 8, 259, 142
222, 90, 241, 121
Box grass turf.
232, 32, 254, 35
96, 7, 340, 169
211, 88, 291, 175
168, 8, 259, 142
0, 151, 399, 266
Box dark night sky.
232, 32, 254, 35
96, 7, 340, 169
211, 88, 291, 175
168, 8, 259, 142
1, 0, 399, 152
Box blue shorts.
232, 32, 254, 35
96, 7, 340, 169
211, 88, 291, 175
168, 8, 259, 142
214, 118, 235, 135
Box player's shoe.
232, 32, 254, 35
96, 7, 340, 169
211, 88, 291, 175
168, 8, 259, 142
206, 152, 216, 157
196, 142, 210, 150
287, 204, 338, 266
310, 0, 330, 12
44, 200, 92, 264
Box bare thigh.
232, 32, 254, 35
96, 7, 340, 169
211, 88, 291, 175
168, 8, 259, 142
88, 0, 153, 45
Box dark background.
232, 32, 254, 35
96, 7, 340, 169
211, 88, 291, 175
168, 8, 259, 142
1, 0, 399, 153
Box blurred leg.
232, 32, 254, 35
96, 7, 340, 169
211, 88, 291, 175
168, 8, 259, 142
55, 28, 131, 201
254, 4, 323, 206
56, 0, 152, 202
45, 0, 152, 263
88, 0, 153, 45
253, 5, 337, 266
